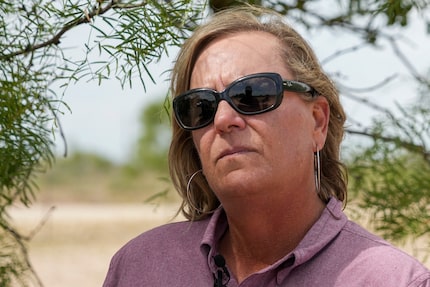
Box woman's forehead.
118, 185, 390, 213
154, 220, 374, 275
190, 32, 290, 89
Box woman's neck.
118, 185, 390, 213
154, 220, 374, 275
218, 191, 325, 283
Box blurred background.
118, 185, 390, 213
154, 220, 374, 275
3, 1, 430, 286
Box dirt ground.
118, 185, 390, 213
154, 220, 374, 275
9, 203, 430, 287
10, 203, 183, 287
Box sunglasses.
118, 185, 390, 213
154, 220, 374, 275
173, 72, 317, 130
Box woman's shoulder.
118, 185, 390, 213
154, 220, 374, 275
113, 217, 211, 258
103, 218, 213, 286
338, 220, 430, 282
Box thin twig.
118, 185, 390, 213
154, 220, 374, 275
0, 206, 56, 287
321, 43, 368, 65
387, 35, 428, 85
337, 74, 398, 93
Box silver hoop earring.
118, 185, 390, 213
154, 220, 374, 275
186, 170, 205, 213
314, 150, 321, 194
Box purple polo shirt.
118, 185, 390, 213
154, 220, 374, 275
103, 198, 430, 286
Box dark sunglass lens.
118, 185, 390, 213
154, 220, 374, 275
176, 92, 217, 128
229, 77, 278, 113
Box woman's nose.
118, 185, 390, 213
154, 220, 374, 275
213, 100, 246, 133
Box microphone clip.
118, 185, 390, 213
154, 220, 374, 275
213, 254, 230, 287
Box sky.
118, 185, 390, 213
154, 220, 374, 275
53, 54, 175, 163
52, 8, 430, 164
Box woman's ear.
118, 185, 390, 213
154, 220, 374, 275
312, 96, 330, 150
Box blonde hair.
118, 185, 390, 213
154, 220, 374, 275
169, 6, 347, 221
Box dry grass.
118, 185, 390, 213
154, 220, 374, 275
7, 154, 184, 287
10, 203, 183, 287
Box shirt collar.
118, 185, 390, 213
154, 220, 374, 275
199, 198, 348, 280
293, 197, 346, 264
200, 207, 229, 272
276, 198, 347, 283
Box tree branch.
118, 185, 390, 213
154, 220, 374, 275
346, 128, 430, 163
0, 0, 148, 61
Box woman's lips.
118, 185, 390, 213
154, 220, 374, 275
217, 147, 253, 161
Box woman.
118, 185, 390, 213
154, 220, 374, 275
103, 6, 430, 286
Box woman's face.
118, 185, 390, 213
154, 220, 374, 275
190, 31, 328, 203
